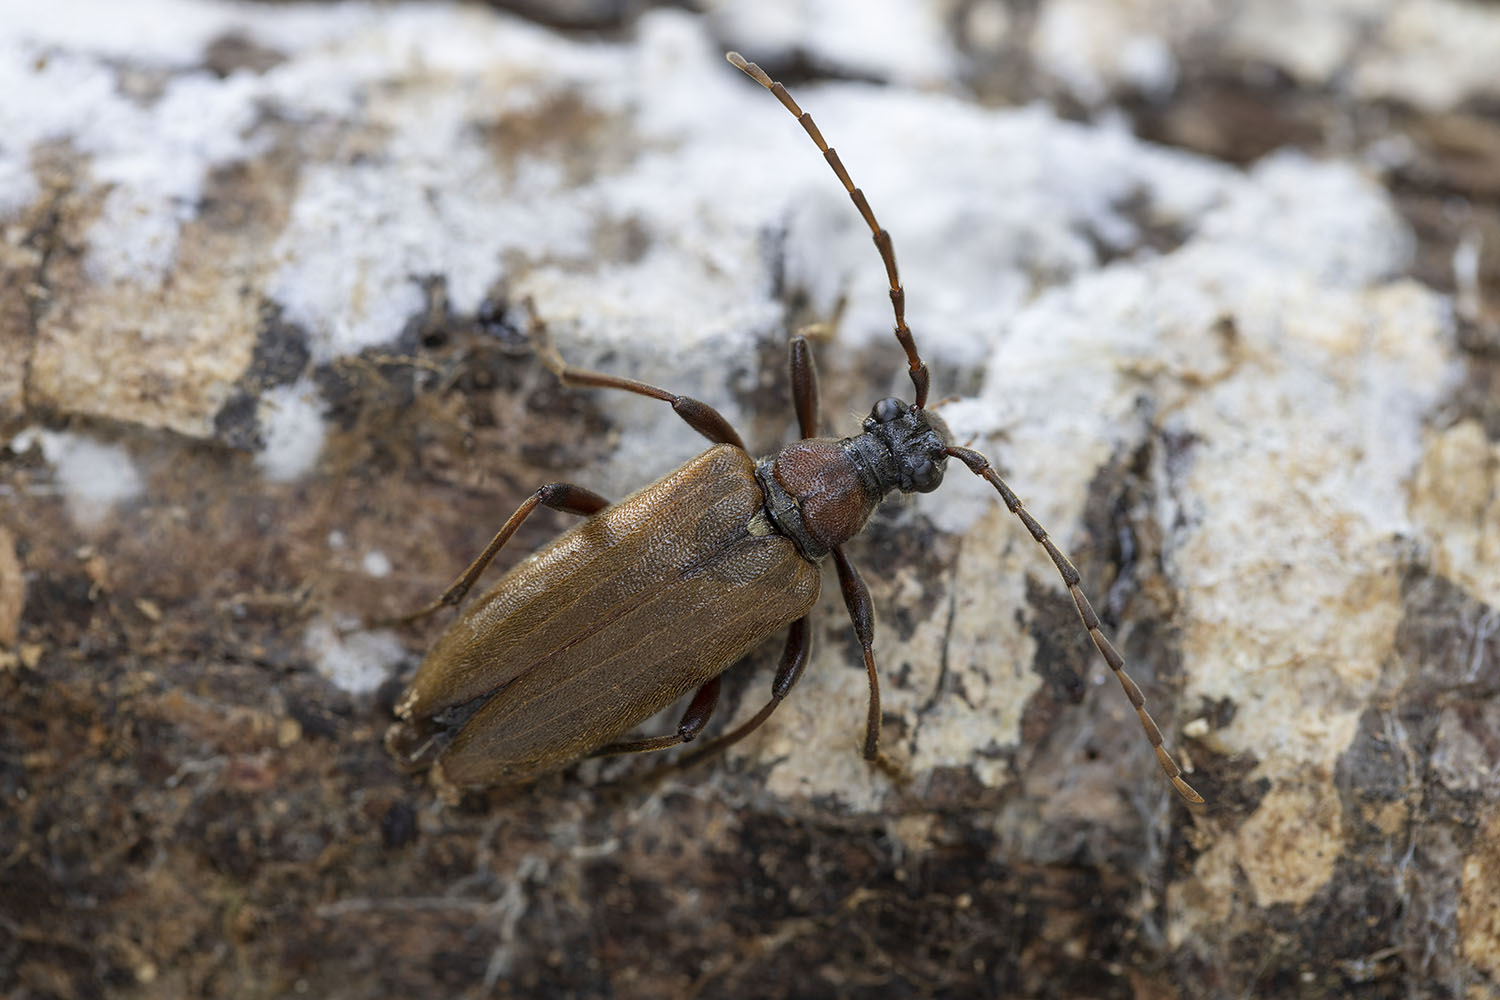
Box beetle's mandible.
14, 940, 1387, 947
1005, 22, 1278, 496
384, 52, 1204, 805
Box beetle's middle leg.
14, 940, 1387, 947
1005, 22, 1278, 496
666, 615, 813, 773
388, 482, 610, 626
610, 616, 814, 791
830, 545, 903, 778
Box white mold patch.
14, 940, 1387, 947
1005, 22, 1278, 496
304, 617, 406, 696
255, 379, 328, 483
12, 428, 145, 531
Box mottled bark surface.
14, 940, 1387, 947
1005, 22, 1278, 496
2, 3, 1498, 999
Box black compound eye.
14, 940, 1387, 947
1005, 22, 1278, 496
909, 448, 947, 493
910, 459, 936, 490
871, 397, 905, 424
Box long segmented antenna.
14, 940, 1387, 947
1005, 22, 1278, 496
946, 446, 1204, 804
727, 52, 930, 409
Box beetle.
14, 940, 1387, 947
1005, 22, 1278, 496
384, 52, 1203, 805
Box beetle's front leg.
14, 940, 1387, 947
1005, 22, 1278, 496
830, 547, 904, 781
529, 304, 748, 449
590, 676, 723, 756
790, 336, 821, 439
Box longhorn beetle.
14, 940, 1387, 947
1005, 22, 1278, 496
385, 52, 1203, 805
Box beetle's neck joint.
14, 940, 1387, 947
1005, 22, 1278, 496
840, 433, 897, 500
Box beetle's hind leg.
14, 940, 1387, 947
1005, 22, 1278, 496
608, 616, 812, 793
381, 482, 610, 627
590, 676, 723, 756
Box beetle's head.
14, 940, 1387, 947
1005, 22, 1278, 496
862, 396, 952, 494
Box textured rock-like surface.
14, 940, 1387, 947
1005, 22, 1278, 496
3, 2, 1498, 998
